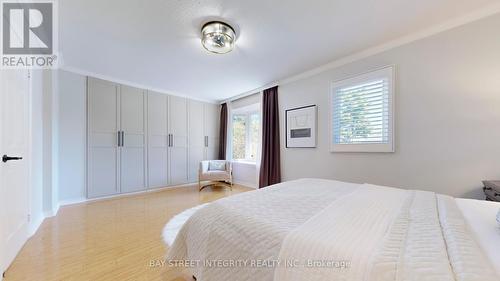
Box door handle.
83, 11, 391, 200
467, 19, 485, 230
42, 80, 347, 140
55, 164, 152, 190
170, 134, 174, 147
117, 131, 121, 147
120, 131, 125, 147
2, 155, 23, 163
205, 136, 208, 147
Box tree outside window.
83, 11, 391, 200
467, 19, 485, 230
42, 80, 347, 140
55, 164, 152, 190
232, 114, 246, 160
232, 111, 260, 162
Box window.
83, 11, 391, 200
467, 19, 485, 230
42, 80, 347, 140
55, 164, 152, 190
232, 108, 260, 162
330, 66, 394, 152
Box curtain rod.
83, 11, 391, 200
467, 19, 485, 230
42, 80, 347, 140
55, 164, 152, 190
221, 81, 279, 104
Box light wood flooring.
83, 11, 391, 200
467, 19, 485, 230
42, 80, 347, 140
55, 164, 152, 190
4, 184, 251, 281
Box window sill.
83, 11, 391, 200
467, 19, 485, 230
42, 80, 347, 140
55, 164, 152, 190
231, 160, 257, 165
330, 143, 394, 153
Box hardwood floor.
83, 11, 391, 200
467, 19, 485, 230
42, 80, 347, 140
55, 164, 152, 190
4, 184, 251, 281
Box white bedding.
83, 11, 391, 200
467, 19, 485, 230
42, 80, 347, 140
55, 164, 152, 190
167, 178, 359, 280
456, 198, 500, 276
274, 184, 411, 281
166, 179, 499, 281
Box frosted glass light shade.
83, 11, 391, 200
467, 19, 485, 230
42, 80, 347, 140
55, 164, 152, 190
201, 21, 236, 54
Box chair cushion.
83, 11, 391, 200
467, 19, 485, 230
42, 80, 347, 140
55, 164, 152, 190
208, 160, 226, 171
201, 171, 231, 181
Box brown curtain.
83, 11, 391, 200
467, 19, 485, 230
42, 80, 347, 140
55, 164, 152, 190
218, 103, 228, 160
259, 86, 281, 188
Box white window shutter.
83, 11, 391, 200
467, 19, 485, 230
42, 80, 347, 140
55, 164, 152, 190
330, 66, 394, 152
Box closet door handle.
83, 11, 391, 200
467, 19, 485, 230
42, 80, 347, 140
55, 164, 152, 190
2, 155, 23, 163
120, 131, 125, 147
205, 136, 208, 147
117, 131, 121, 147
170, 134, 174, 147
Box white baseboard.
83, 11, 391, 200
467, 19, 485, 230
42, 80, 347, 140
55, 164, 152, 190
59, 183, 198, 207
58, 197, 87, 207
234, 180, 258, 189
1, 221, 29, 278
43, 203, 60, 218
28, 214, 46, 237
3, 206, 59, 277
55, 181, 257, 209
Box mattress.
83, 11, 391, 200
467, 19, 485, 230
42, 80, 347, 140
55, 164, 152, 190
166, 178, 500, 281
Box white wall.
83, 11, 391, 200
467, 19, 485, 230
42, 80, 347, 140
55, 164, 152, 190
29, 70, 45, 232
279, 14, 500, 199
57, 70, 87, 203
41, 70, 61, 215
232, 162, 258, 188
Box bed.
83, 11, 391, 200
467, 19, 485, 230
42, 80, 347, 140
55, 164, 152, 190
165, 178, 500, 281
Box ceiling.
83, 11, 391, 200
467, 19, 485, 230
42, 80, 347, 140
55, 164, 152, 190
59, 0, 498, 102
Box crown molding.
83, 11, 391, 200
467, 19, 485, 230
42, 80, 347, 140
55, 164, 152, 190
238, 3, 500, 95
59, 65, 219, 104
219, 81, 278, 104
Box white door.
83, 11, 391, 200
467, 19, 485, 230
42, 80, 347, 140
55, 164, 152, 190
0, 69, 30, 274
168, 96, 188, 185
147, 91, 168, 189
188, 100, 205, 182
87, 78, 120, 198
120, 85, 146, 193
205, 103, 220, 160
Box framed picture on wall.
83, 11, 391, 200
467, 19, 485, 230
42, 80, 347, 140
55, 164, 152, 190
285, 105, 317, 148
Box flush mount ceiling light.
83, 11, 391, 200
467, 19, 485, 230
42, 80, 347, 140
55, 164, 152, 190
201, 21, 236, 54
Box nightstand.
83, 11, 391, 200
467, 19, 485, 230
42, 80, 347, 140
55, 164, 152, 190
482, 180, 500, 202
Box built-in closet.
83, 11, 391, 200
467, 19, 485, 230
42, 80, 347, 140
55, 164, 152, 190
87, 77, 219, 198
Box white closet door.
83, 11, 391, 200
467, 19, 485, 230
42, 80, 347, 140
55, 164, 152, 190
188, 100, 205, 182
120, 85, 146, 193
169, 96, 188, 185
205, 103, 220, 160
147, 92, 168, 188
87, 78, 119, 198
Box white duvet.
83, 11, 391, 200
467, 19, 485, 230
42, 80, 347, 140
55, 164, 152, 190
166, 179, 499, 281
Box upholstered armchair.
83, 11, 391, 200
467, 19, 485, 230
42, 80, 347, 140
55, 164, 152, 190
198, 160, 233, 191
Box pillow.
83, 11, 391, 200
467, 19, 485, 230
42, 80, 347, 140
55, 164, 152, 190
208, 161, 226, 171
